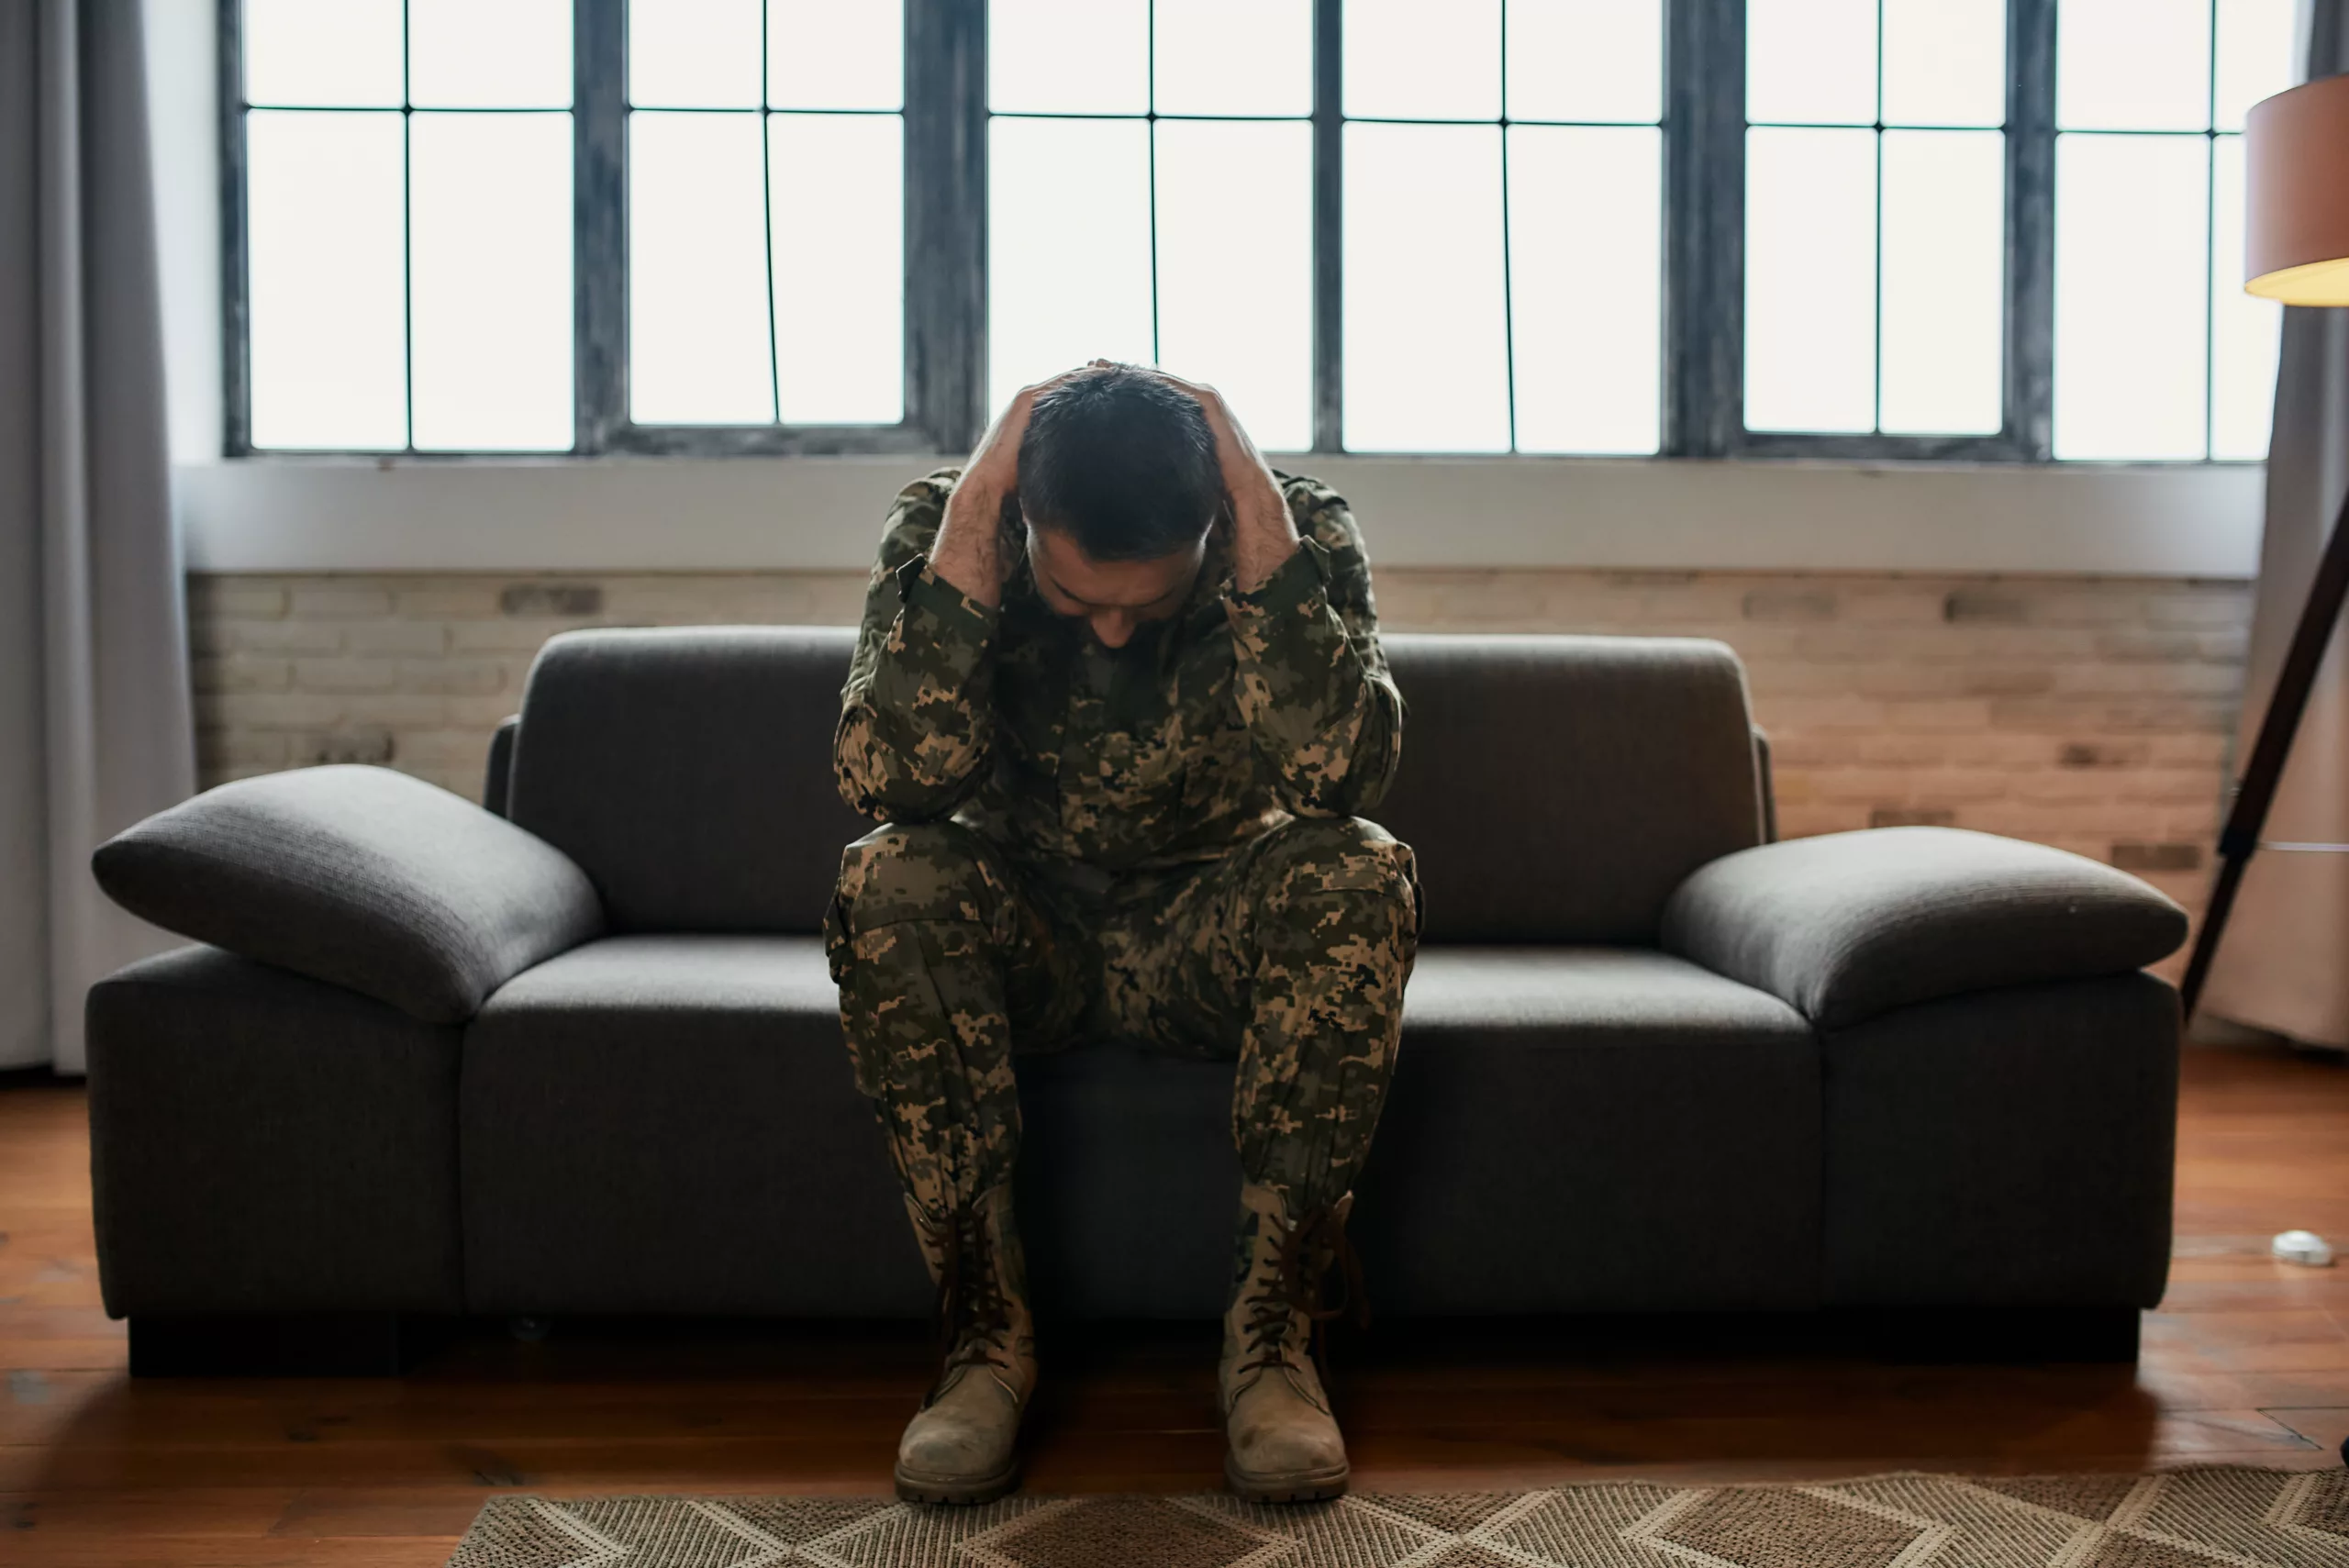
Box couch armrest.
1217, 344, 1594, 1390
1659, 827, 2188, 1029
93, 764, 605, 1025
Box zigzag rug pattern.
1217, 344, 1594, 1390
447, 1466, 2349, 1567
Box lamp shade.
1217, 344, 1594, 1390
2246, 71, 2349, 306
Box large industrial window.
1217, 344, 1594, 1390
221, 0, 2292, 463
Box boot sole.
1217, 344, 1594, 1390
895, 1459, 1021, 1506
1225, 1456, 1351, 1504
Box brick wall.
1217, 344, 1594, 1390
189, 568, 2249, 940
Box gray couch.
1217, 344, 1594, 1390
86, 627, 2190, 1373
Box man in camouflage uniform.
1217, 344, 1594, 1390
826, 361, 1419, 1506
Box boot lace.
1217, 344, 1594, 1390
927, 1203, 1015, 1394
1239, 1203, 1369, 1378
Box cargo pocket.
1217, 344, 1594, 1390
822, 890, 854, 986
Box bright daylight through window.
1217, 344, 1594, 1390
228, 0, 2291, 463
2053, 0, 2294, 461
986, 0, 1315, 450
1744, 0, 2009, 437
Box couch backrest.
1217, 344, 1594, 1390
508, 626, 870, 933
1375, 634, 1764, 944
507, 626, 1763, 940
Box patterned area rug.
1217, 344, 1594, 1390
446, 1467, 2349, 1566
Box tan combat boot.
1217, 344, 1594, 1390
1220, 1182, 1361, 1503
895, 1184, 1037, 1504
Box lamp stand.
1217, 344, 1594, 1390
2180, 479, 2349, 1020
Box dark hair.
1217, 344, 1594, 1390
1017, 364, 1221, 562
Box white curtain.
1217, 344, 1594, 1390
2200, 5, 2349, 1042
0, 0, 196, 1073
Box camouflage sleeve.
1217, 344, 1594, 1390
833, 469, 999, 823
1221, 474, 1406, 818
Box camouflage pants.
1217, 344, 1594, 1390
825, 817, 1421, 1225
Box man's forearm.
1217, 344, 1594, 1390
928, 477, 1008, 608
1230, 479, 1301, 594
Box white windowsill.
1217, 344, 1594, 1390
177, 453, 2266, 580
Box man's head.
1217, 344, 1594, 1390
1018, 363, 1221, 649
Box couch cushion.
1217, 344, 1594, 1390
1031, 946, 1823, 1318
507, 627, 1764, 942
461, 933, 928, 1316
1375, 635, 1765, 944
461, 933, 1823, 1318
1357, 946, 1821, 1313
507, 627, 874, 934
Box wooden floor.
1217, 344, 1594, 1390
7, 1045, 2349, 1565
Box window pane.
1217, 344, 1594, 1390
409, 114, 573, 450
1345, 0, 1500, 121
629, 113, 776, 424
2210, 135, 2281, 459
242, 0, 402, 106
770, 0, 903, 111
989, 117, 1153, 407
989, 0, 1148, 114
2057, 0, 2210, 131
630, 0, 761, 108
1747, 0, 1876, 126
770, 115, 904, 424
1505, 0, 1663, 124
1882, 0, 2007, 128
2214, 0, 2298, 131
1879, 130, 2004, 435
246, 111, 406, 449
1342, 123, 1509, 451
1508, 126, 1661, 454
1154, 0, 1312, 117
408, 0, 571, 109
1155, 122, 1313, 451
1744, 127, 1876, 432
2054, 133, 2210, 459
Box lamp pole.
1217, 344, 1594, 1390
2181, 481, 2349, 1019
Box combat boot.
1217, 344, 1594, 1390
1220, 1181, 1363, 1502
895, 1184, 1036, 1504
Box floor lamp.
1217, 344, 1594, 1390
2180, 70, 2349, 1020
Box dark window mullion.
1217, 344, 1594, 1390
904, 0, 987, 451
1666, 0, 1742, 457
2005, 0, 2056, 461
220, 0, 252, 455
1311, 0, 1342, 453
574, 0, 626, 454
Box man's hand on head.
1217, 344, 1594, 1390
930, 372, 1081, 609
1140, 369, 1299, 595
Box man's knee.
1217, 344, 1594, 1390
834, 821, 1008, 932
1252, 817, 1421, 945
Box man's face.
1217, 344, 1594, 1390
1025, 520, 1208, 650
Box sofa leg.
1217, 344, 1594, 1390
128, 1313, 455, 1376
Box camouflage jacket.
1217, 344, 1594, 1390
835, 469, 1404, 876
